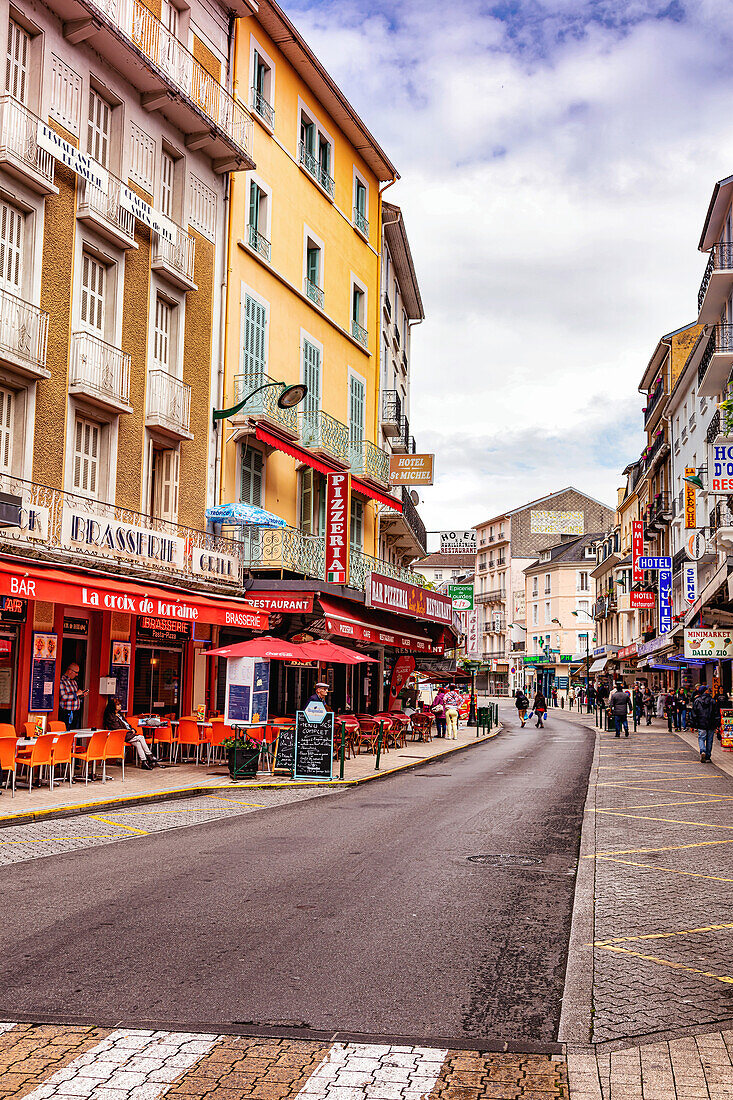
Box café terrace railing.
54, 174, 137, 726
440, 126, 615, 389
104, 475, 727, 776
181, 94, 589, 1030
0, 473, 244, 590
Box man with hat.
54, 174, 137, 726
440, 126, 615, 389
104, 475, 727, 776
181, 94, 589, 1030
690, 683, 720, 762
308, 682, 332, 708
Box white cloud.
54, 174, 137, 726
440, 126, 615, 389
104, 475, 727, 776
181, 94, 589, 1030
287, 0, 733, 530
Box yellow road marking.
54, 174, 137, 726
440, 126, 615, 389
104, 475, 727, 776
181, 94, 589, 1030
587, 838, 733, 858
599, 764, 697, 769
209, 796, 266, 807
592, 945, 733, 985
598, 784, 727, 795
595, 798, 731, 811
90, 815, 148, 834
594, 921, 733, 945
0, 834, 121, 845
598, 777, 722, 784
595, 855, 733, 883
589, 810, 733, 831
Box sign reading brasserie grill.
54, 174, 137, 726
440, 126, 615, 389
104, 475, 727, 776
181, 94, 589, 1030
366, 572, 454, 626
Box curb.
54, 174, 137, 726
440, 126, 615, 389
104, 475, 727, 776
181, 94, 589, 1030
0, 725, 503, 829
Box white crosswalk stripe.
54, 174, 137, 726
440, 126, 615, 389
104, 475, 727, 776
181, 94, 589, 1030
296, 1041, 448, 1099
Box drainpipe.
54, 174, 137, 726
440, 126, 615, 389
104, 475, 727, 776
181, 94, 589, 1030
376, 178, 398, 562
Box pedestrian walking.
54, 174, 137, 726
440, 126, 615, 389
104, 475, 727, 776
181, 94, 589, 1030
533, 690, 547, 729
643, 687, 654, 725
609, 681, 631, 737
690, 684, 721, 762
444, 687, 461, 739
58, 662, 88, 731
515, 688, 529, 727
432, 688, 447, 738
551, 686, 558, 708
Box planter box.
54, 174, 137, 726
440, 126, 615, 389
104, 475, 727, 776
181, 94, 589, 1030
226, 745, 259, 779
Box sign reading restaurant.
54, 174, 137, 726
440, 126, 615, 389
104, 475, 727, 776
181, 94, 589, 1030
366, 572, 453, 626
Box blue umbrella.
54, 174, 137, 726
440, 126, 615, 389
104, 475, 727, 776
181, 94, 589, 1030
206, 503, 288, 528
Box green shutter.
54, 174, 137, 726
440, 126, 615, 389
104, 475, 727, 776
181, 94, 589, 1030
350, 498, 363, 551
355, 180, 365, 216
301, 119, 315, 155
300, 467, 313, 534
302, 339, 321, 413
306, 245, 319, 286
243, 295, 266, 380
248, 180, 259, 232
349, 374, 365, 445
241, 446, 263, 506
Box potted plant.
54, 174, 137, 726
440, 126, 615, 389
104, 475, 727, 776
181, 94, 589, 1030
222, 734, 260, 779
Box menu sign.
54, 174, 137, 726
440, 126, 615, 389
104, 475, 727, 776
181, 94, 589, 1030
273, 724, 295, 774
367, 572, 453, 626
294, 709, 334, 781
29, 632, 57, 713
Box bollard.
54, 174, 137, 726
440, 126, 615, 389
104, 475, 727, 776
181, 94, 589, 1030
375, 721, 383, 770
339, 721, 346, 780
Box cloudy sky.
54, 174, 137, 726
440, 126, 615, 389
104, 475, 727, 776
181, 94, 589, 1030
288, 0, 729, 537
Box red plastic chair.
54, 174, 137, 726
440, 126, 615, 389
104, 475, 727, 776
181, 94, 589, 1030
0, 736, 17, 796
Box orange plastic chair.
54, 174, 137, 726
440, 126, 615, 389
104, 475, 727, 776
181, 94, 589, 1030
0, 723, 16, 739
103, 728, 127, 780
176, 718, 207, 764
72, 730, 109, 784
146, 720, 175, 762
15, 736, 54, 791
0, 737, 17, 796
48, 720, 66, 732
50, 732, 75, 789
207, 720, 230, 765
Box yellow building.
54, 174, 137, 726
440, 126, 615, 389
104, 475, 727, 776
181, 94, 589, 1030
219, 0, 411, 584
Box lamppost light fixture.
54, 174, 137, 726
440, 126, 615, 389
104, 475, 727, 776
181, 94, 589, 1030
212, 380, 309, 425
277, 382, 308, 409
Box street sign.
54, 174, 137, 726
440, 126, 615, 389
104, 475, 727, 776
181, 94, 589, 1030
683, 561, 698, 605
685, 467, 697, 528
638, 556, 672, 570
686, 531, 706, 561
448, 583, 474, 611
659, 568, 672, 634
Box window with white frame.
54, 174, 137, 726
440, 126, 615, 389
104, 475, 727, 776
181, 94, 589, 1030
304, 235, 323, 306
532, 603, 538, 625
0, 199, 23, 293
350, 497, 363, 551
544, 600, 551, 622
433, 570, 442, 581
248, 179, 270, 256
152, 447, 179, 522
80, 252, 105, 333
251, 47, 274, 126
72, 415, 100, 496
241, 446, 263, 507
532, 576, 538, 597
160, 151, 175, 219
353, 174, 368, 235
87, 87, 111, 168
577, 598, 590, 617
577, 570, 590, 592
0, 385, 13, 471
298, 105, 334, 197
153, 295, 172, 371
544, 572, 551, 594
6, 19, 29, 104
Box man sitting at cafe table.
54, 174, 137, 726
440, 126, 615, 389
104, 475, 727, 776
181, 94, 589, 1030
308, 682, 332, 708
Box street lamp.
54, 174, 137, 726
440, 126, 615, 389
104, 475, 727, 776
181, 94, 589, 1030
212, 381, 308, 427
572, 608, 596, 699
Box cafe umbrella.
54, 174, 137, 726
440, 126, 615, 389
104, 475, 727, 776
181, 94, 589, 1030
207, 636, 307, 660
299, 639, 377, 664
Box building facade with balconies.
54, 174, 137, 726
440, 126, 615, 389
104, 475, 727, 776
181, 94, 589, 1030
0, 0, 269, 728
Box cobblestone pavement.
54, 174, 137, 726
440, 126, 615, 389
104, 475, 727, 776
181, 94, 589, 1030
0, 788, 335, 868
0, 1024, 569, 1100
586, 726, 733, 1043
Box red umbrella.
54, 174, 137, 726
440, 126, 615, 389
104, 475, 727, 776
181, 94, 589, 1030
206, 636, 309, 660
300, 639, 377, 665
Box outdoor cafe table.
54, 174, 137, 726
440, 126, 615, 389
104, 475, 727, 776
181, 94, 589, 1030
16, 730, 101, 784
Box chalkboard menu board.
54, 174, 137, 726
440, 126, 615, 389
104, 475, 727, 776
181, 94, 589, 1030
273, 725, 295, 773
29, 632, 58, 713
294, 710, 334, 781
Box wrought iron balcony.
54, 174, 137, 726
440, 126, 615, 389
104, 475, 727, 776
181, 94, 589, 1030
351, 319, 368, 348
231, 373, 298, 437
0, 288, 49, 379
0, 96, 55, 194
349, 437, 390, 488
394, 325, 401, 350
304, 276, 324, 309
353, 206, 369, 237
477, 588, 503, 603
381, 390, 402, 437
77, 174, 136, 250
251, 86, 275, 129
0, 472, 244, 590
146, 368, 192, 440
70, 331, 131, 412
401, 486, 427, 554
299, 409, 349, 465
152, 222, 196, 290
407, 436, 417, 454
707, 409, 721, 444
697, 324, 733, 398
644, 378, 665, 425
298, 142, 335, 197
698, 243, 733, 322
650, 491, 672, 524
392, 413, 410, 453
247, 223, 271, 262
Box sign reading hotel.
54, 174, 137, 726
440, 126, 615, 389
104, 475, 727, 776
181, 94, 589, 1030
440, 530, 476, 554
659, 567, 672, 634
367, 572, 453, 626
530, 510, 584, 535
708, 438, 733, 494
388, 454, 434, 485
632, 519, 644, 584
685, 629, 733, 659
630, 590, 655, 609
324, 473, 350, 584
684, 467, 697, 528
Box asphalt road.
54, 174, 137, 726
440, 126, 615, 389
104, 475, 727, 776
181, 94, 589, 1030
0, 704, 594, 1044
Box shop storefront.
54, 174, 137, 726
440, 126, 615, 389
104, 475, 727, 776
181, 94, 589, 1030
0, 594, 25, 724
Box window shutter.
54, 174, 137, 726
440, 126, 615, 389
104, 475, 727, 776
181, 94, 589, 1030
306, 246, 319, 286
81, 253, 105, 332
153, 448, 179, 521
248, 180, 258, 231
350, 498, 363, 551
355, 180, 366, 216
241, 446, 263, 507
302, 340, 321, 413
243, 295, 267, 380
5, 21, 29, 104
87, 89, 110, 167
0, 386, 13, 471
73, 417, 99, 495
0, 200, 22, 291
154, 296, 171, 369
160, 152, 174, 218
349, 374, 365, 446
300, 467, 313, 534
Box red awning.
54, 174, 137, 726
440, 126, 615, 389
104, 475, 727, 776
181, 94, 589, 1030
0, 558, 269, 630
318, 595, 444, 654
254, 426, 402, 513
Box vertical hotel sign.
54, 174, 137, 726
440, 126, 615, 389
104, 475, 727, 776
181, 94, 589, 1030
684, 467, 697, 529
632, 519, 644, 584
325, 473, 350, 584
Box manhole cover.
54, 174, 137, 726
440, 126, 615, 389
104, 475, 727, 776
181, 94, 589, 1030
467, 854, 543, 867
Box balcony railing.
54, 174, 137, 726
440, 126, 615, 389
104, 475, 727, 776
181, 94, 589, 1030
77, 175, 136, 247
400, 486, 427, 554
353, 206, 369, 236
392, 413, 410, 453
478, 588, 503, 602
644, 378, 665, 425
650, 491, 671, 524
146, 369, 191, 436
298, 142, 335, 197
707, 409, 721, 444
233, 372, 298, 436
349, 437, 390, 487
152, 223, 196, 287
0, 96, 55, 190
698, 243, 733, 313
351, 319, 368, 348
300, 409, 349, 464
251, 86, 275, 128
407, 436, 417, 455
383, 293, 392, 320
0, 473, 244, 589
394, 325, 401, 349
92, 0, 253, 161
304, 277, 324, 309
381, 390, 402, 436
698, 324, 733, 393
247, 223, 271, 262
0, 287, 48, 376
70, 331, 130, 407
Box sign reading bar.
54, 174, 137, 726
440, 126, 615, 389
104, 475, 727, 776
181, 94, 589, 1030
685, 467, 697, 528
448, 584, 474, 611
630, 590, 655, 609
388, 454, 434, 485
685, 629, 733, 659
683, 561, 698, 605
367, 572, 453, 626
440, 530, 476, 554
632, 519, 644, 584
325, 473, 350, 584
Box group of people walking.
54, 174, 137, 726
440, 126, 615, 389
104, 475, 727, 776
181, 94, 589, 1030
430, 687, 462, 738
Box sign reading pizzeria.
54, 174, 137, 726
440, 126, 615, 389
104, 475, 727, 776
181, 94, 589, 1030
324, 473, 350, 584
366, 572, 453, 626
